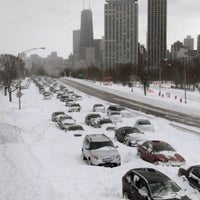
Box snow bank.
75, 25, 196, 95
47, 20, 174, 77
0, 123, 23, 144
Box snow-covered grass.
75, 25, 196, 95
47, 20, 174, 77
0, 78, 200, 200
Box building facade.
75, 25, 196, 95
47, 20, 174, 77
104, 0, 138, 67
79, 9, 94, 61
73, 30, 80, 64
171, 41, 184, 59
184, 35, 194, 50
147, 0, 167, 70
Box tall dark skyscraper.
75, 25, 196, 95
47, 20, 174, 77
197, 34, 200, 54
79, 9, 94, 60
104, 0, 138, 67
147, 0, 167, 70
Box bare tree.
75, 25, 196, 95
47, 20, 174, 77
0, 54, 25, 102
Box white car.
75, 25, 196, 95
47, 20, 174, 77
134, 118, 155, 132
92, 104, 106, 113
68, 103, 81, 112
107, 111, 123, 123
58, 118, 76, 130
92, 117, 114, 129
82, 134, 121, 167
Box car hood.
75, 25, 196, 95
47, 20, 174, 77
153, 151, 185, 162
91, 146, 118, 157
153, 192, 190, 200
126, 133, 145, 141
137, 124, 154, 132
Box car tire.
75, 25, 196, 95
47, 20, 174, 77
82, 151, 86, 160
88, 158, 93, 165
123, 191, 129, 199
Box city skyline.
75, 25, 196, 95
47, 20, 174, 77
0, 0, 200, 58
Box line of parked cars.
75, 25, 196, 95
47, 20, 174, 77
32, 76, 199, 200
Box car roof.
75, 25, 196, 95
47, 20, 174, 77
130, 168, 170, 183
86, 134, 110, 142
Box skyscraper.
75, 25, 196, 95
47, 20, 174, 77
197, 35, 200, 54
79, 9, 94, 60
73, 30, 80, 64
184, 35, 194, 50
147, 0, 167, 70
104, 0, 138, 67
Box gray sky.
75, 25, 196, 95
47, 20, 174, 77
0, 0, 200, 58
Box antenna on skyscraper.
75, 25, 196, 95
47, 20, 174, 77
89, 0, 91, 9
83, 0, 85, 9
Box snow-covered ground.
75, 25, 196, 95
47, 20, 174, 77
0, 77, 200, 200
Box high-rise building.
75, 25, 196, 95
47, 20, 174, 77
104, 0, 138, 67
73, 30, 80, 64
147, 0, 167, 70
184, 35, 194, 50
171, 41, 184, 59
197, 35, 200, 54
79, 9, 94, 60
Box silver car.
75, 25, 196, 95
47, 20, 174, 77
82, 134, 121, 167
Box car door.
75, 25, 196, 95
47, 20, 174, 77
140, 142, 153, 163
123, 173, 138, 199
127, 174, 147, 200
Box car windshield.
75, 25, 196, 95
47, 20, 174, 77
68, 126, 84, 131
90, 141, 114, 150
100, 119, 112, 124
138, 120, 151, 125
117, 107, 125, 111
124, 127, 140, 134
95, 104, 103, 107
149, 180, 181, 198
89, 114, 100, 119
153, 143, 175, 152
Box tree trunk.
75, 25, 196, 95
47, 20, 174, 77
9, 90, 12, 102
4, 85, 7, 96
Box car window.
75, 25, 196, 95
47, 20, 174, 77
149, 180, 181, 197
90, 141, 114, 150
153, 143, 175, 152
191, 167, 200, 178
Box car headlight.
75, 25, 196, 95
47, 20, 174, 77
91, 154, 99, 160
116, 154, 120, 159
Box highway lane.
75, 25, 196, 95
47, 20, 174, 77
60, 78, 200, 129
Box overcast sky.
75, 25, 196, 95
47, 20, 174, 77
0, 0, 200, 58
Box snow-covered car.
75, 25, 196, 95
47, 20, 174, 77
107, 111, 123, 123
92, 117, 114, 129
134, 118, 155, 132
51, 111, 65, 122
137, 140, 186, 166
178, 165, 200, 192
85, 113, 101, 126
115, 126, 145, 147
65, 99, 75, 106
68, 103, 81, 112
57, 118, 76, 130
122, 168, 191, 200
82, 134, 121, 167
57, 114, 73, 123
92, 104, 106, 113
107, 105, 132, 118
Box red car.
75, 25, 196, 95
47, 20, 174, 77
137, 140, 186, 166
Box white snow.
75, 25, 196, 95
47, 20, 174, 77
0, 77, 200, 200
